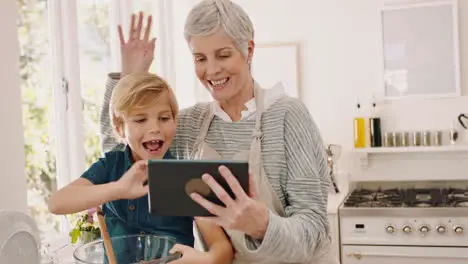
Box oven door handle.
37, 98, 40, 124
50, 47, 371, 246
347, 252, 468, 260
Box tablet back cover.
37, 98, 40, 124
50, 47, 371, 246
147, 160, 249, 217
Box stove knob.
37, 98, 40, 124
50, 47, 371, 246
385, 225, 396, 234
454, 226, 464, 235
436, 225, 446, 234
402, 225, 412, 233
419, 225, 430, 234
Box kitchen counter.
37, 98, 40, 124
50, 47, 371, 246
45, 235, 77, 263
47, 179, 351, 263
327, 174, 349, 214
327, 176, 349, 264
328, 191, 348, 214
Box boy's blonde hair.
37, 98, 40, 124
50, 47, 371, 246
109, 72, 179, 139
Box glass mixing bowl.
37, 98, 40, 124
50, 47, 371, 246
73, 234, 181, 264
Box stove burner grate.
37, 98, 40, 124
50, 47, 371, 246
343, 187, 468, 208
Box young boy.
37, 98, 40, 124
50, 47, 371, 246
48, 73, 233, 263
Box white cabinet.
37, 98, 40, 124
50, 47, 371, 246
327, 186, 348, 264
328, 213, 341, 263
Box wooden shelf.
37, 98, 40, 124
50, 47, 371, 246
353, 145, 468, 154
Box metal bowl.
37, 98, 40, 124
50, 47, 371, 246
73, 234, 181, 264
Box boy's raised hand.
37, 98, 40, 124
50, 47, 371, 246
116, 160, 149, 199
118, 12, 155, 78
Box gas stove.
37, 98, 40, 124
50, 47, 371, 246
342, 186, 468, 208
339, 181, 468, 263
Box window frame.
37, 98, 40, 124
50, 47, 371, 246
42, 0, 175, 235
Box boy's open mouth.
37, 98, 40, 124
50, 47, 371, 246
142, 140, 164, 155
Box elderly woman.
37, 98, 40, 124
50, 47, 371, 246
100, 0, 334, 263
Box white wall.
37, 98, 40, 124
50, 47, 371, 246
173, 0, 468, 182
0, 0, 28, 212
1, 0, 466, 213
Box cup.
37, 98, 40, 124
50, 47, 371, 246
401, 132, 410, 147
412, 131, 422, 146
434, 131, 443, 146
384, 132, 393, 147
423, 131, 431, 146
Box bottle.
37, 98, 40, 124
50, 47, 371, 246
354, 102, 366, 148
449, 121, 459, 144
369, 101, 382, 147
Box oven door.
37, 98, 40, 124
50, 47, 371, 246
342, 245, 468, 264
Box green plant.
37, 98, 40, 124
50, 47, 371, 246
69, 208, 101, 244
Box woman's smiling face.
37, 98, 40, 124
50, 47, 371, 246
189, 30, 254, 103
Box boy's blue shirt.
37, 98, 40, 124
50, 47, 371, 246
81, 145, 194, 247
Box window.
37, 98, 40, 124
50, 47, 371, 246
17, 0, 173, 238
132, 0, 160, 75
170, 0, 211, 108
17, 0, 61, 236
77, 0, 112, 167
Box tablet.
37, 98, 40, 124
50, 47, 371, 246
147, 160, 249, 217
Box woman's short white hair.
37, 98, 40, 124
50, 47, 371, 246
184, 0, 254, 57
